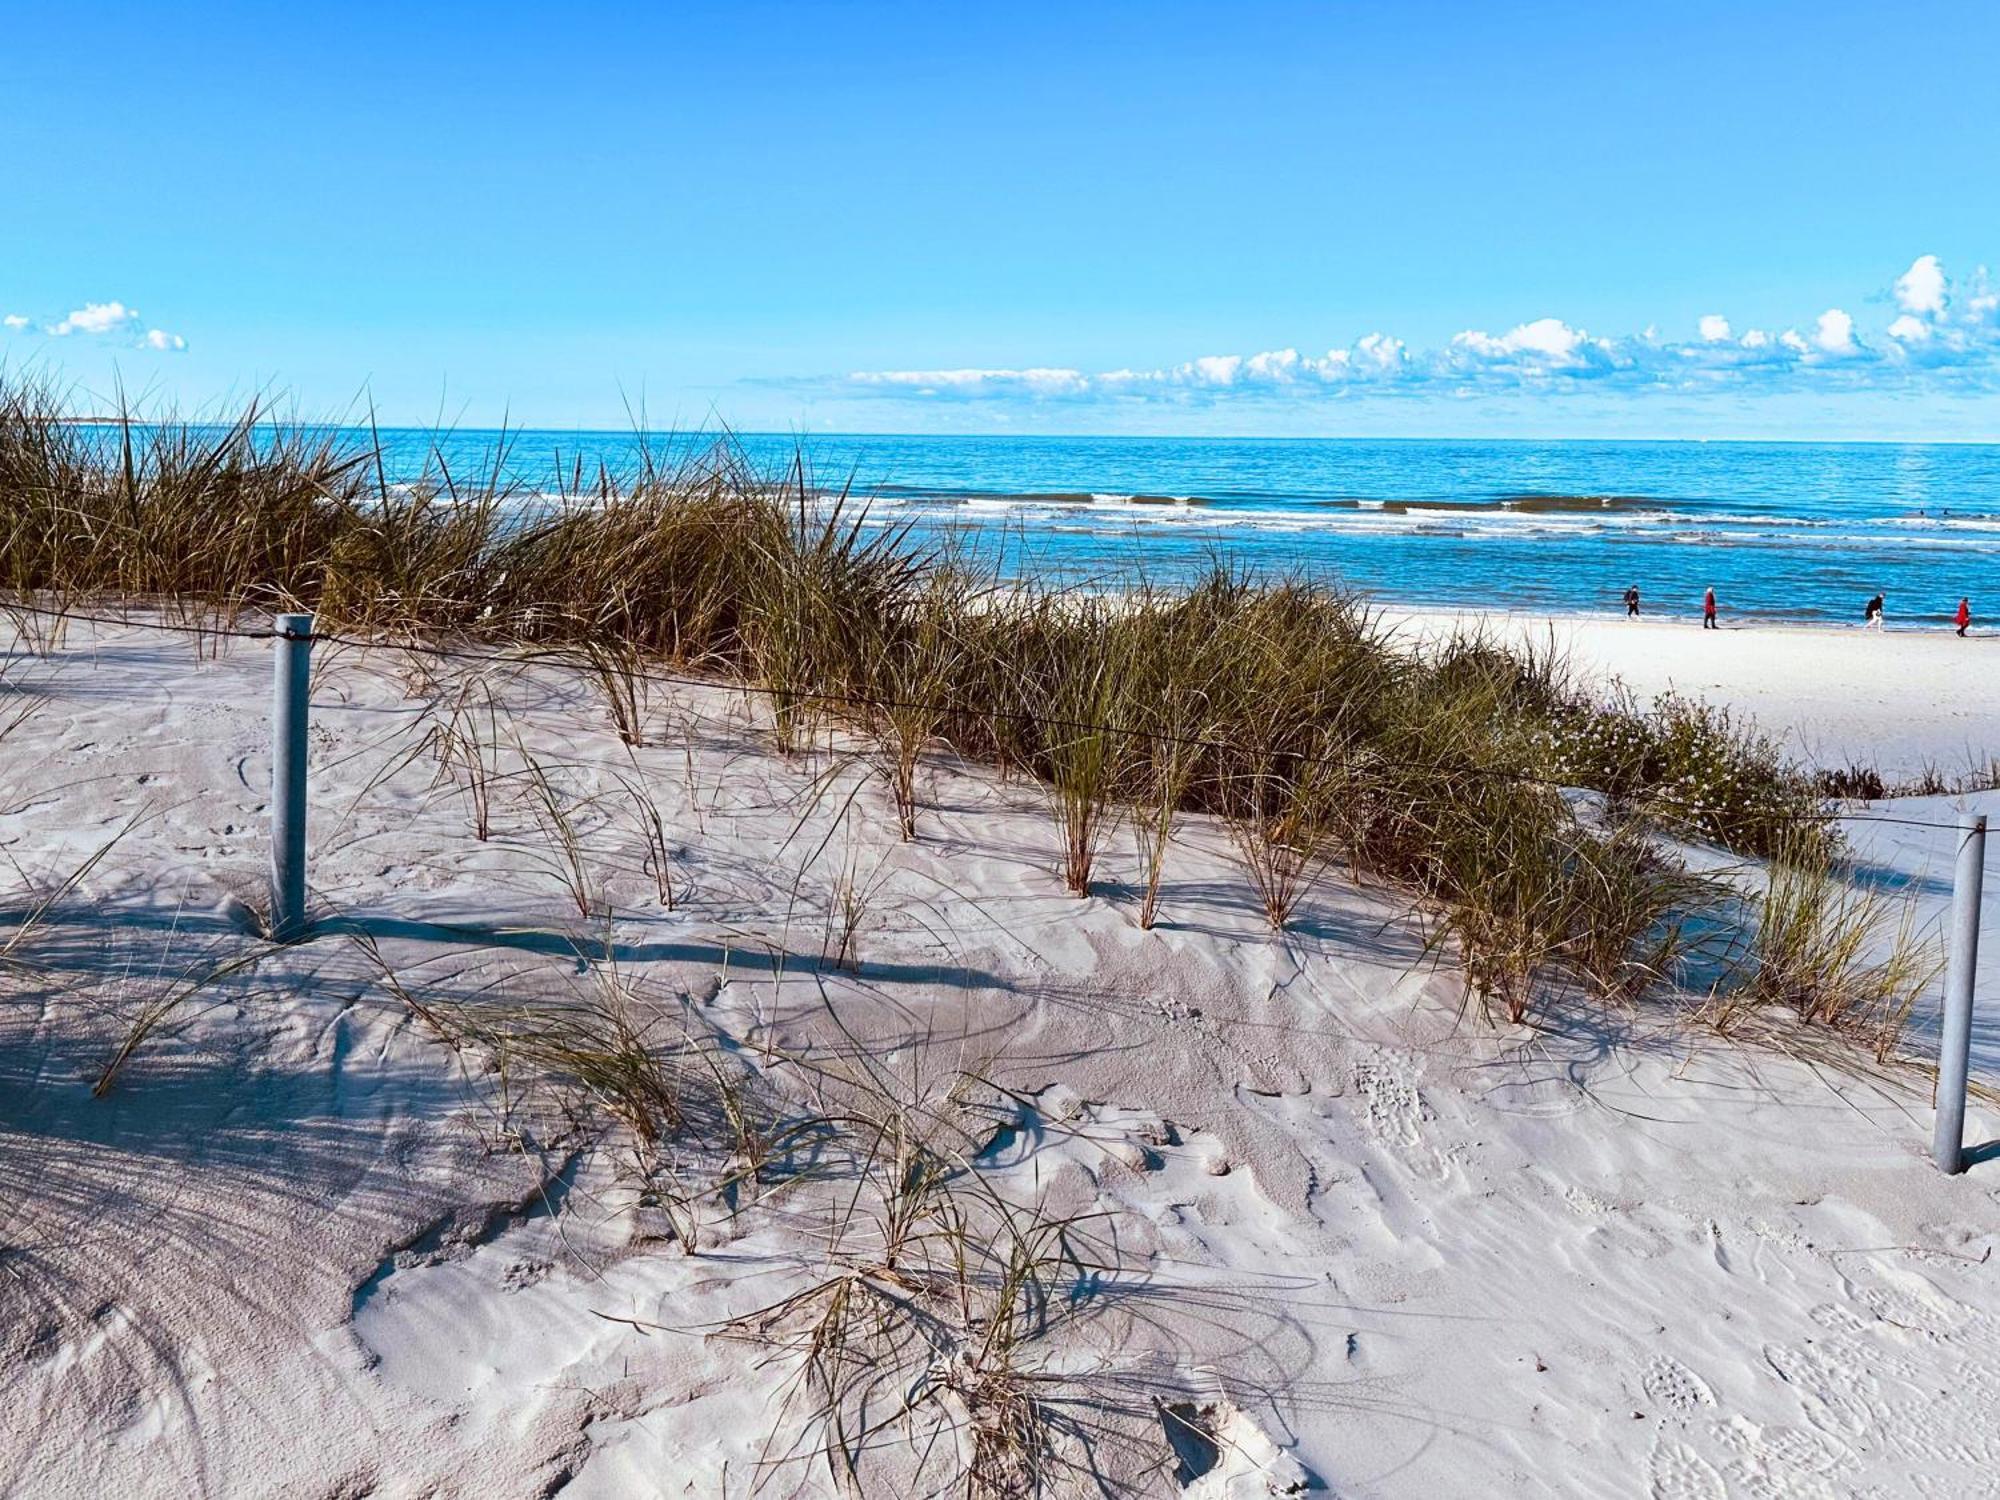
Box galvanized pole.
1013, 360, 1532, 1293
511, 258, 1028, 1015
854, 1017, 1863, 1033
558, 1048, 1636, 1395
1932, 811, 1986, 1174
270, 612, 315, 942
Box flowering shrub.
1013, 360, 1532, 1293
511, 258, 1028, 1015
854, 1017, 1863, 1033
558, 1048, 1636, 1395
1537, 693, 1832, 859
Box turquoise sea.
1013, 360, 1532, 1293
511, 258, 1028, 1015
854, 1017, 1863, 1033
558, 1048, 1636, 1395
370, 431, 2000, 628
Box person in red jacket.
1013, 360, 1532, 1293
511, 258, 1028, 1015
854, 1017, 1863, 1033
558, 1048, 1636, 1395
1956, 597, 1972, 637
1702, 586, 1718, 630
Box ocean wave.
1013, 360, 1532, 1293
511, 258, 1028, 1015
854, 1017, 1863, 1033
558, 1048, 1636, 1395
875, 485, 1215, 508
1880, 512, 2000, 532
865, 485, 1688, 516
1384, 492, 1669, 514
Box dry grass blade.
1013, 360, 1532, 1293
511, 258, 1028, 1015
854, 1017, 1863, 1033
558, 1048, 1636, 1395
575, 636, 650, 746
431, 677, 509, 840
348, 930, 464, 1046
518, 752, 600, 920
821, 835, 890, 973
94, 947, 270, 1096
0, 815, 145, 971
1131, 716, 1202, 931
0, 655, 44, 745
615, 769, 680, 910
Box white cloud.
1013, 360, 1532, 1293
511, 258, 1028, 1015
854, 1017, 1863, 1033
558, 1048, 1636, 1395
1514, 318, 1587, 358
1452, 317, 1589, 361
6, 299, 187, 350
833, 255, 2000, 406
1812, 308, 1856, 353
1243, 348, 1302, 381
1894, 254, 1947, 316
50, 300, 142, 336
1353, 332, 1405, 370
1187, 354, 1243, 386
849, 367, 1088, 396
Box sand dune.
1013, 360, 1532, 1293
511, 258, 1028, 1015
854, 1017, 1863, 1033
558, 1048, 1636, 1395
3, 620, 1998, 1498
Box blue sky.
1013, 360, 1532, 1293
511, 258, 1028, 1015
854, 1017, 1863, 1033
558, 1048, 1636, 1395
5, 0, 2000, 438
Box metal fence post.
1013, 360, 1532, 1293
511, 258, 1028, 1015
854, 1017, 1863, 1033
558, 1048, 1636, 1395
270, 612, 315, 942
1933, 811, 1986, 1174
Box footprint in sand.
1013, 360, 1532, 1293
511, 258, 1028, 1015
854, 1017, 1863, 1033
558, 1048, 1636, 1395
1640, 1354, 1716, 1416
1853, 1281, 1966, 1341
1756, 1423, 1848, 1475
1760, 1340, 1879, 1440
1876, 1383, 2000, 1470
1348, 1050, 1451, 1180
1743, 1275, 2000, 1488
1562, 1182, 1618, 1218
1712, 1414, 1850, 1497
1162, 1396, 1310, 1499
1349, 1052, 1424, 1146
1647, 1434, 1725, 1500
1721, 1458, 1837, 1500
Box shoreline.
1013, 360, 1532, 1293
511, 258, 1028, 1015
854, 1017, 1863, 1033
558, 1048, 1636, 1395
1380, 602, 1994, 636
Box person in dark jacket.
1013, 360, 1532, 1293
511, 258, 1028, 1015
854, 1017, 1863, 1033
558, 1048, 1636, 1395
1623, 584, 1641, 618
1864, 592, 1885, 629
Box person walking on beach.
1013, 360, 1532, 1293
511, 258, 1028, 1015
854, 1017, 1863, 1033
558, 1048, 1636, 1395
1864, 592, 1885, 629
1702, 587, 1717, 630
1956, 597, 1972, 636
1623, 584, 1641, 618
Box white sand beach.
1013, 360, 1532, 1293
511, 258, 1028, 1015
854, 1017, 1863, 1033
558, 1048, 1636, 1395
4, 617, 1999, 1499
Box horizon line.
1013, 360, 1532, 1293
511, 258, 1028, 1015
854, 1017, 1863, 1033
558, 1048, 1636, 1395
49, 416, 2000, 448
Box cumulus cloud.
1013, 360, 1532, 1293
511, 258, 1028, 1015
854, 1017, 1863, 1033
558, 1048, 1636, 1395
1452, 317, 1592, 361
50, 300, 141, 337
7, 298, 188, 350
834, 254, 2000, 406
1813, 308, 1857, 354
1895, 254, 1947, 316
1353, 333, 1406, 371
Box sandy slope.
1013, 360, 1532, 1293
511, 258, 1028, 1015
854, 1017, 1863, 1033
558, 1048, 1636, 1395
3, 620, 1999, 1499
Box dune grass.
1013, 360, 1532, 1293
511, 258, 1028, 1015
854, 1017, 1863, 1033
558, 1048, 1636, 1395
0, 379, 1880, 1030
1711, 835, 1944, 1060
